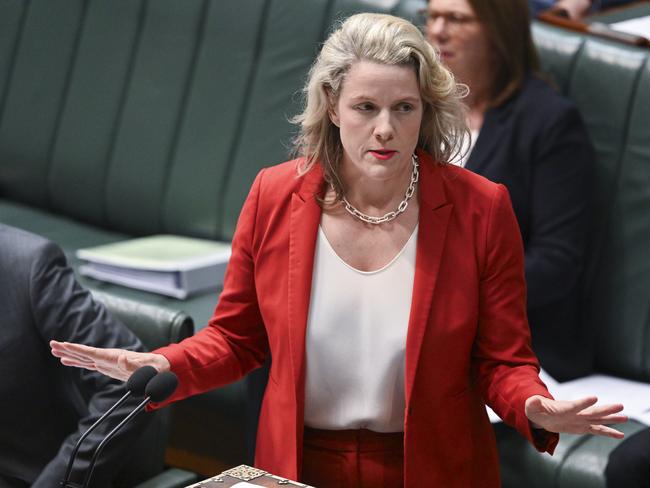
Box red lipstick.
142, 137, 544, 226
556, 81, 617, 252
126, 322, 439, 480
369, 150, 397, 160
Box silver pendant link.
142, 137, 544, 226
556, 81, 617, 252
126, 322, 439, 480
342, 154, 419, 225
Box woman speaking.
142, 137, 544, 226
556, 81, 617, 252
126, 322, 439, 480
51, 12, 624, 488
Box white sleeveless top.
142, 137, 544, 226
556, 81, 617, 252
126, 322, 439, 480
304, 225, 418, 432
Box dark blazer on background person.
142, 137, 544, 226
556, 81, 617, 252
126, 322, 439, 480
465, 76, 595, 381
152, 150, 558, 488
0, 224, 153, 488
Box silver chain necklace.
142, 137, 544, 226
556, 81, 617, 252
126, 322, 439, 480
342, 154, 419, 225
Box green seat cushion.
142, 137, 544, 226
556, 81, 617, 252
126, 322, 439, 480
496, 420, 647, 488
0, 199, 126, 251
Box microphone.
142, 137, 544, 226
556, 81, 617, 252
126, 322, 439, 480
61, 365, 158, 487
82, 371, 179, 488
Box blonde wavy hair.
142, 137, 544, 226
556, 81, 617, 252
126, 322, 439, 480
292, 12, 468, 202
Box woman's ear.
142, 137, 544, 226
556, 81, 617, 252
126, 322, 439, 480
329, 106, 340, 128
325, 87, 340, 127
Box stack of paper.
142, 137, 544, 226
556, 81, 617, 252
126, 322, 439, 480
487, 369, 650, 425
77, 235, 231, 299
610, 16, 650, 39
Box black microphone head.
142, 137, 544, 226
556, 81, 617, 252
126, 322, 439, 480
126, 366, 158, 397
145, 371, 178, 403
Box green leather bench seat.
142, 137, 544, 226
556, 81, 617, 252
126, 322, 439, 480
497, 421, 648, 488
496, 24, 650, 488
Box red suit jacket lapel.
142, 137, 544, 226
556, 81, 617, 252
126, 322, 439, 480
405, 152, 453, 406
288, 166, 322, 465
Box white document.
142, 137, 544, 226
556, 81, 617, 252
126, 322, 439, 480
486, 369, 650, 425
77, 235, 230, 298
231, 483, 264, 488
610, 16, 650, 38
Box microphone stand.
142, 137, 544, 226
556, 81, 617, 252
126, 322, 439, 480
81, 396, 151, 488
60, 365, 158, 488
61, 390, 132, 487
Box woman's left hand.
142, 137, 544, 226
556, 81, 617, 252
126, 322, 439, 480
525, 395, 627, 438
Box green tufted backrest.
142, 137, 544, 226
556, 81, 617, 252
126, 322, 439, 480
0, 0, 420, 241
533, 23, 650, 380
0, 0, 269, 238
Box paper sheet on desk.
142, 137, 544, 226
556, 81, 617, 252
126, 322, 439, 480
231, 483, 264, 488
486, 369, 650, 425
610, 16, 650, 38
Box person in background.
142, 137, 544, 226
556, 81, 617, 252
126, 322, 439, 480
426, 0, 596, 382
0, 223, 154, 488
530, 0, 636, 19
51, 13, 625, 488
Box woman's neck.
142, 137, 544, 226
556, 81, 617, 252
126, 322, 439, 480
465, 78, 490, 108
456, 61, 491, 109
340, 161, 413, 213
463, 77, 491, 132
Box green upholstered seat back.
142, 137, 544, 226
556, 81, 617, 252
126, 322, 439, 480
533, 23, 650, 380
590, 59, 650, 380
0, 0, 265, 239
92, 290, 194, 350
0, 0, 86, 210
0, 0, 420, 241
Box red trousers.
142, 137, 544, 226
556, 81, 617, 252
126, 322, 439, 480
301, 427, 404, 488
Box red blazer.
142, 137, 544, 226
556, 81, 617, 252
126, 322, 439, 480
156, 149, 558, 487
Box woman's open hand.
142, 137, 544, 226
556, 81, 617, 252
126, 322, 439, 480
525, 395, 627, 438
50, 340, 170, 382
554, 0, 591, 20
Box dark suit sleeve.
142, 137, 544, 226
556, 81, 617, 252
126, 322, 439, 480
524, 104, 594, 309
27, 242, 151, 488
596, 0, 636, 8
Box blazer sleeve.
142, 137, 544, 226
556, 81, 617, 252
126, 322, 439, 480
525, 104, 594, 309
154, 169, 270, 404
28, 241, 151, 488
473, 184, 559, 454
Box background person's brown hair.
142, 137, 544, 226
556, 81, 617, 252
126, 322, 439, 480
467, 0, 540, 106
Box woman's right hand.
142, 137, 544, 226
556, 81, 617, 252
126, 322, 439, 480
50, 340, 171, 382
554, 0, 591, 20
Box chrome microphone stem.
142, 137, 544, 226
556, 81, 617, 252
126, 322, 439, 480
61, 390, 131, 486
81, 396, 151, 488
